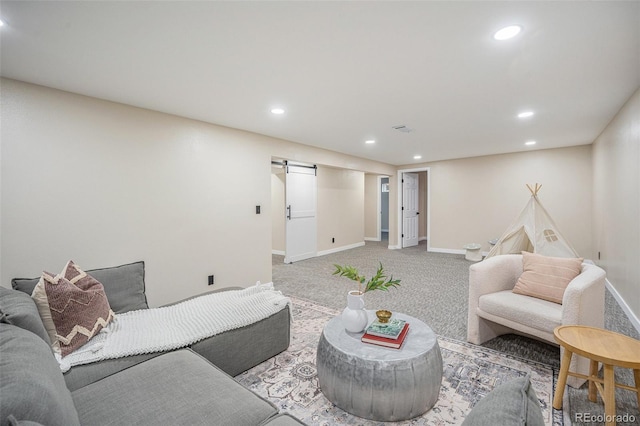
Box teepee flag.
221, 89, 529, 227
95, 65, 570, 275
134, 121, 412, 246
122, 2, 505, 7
485, 184, 579, 259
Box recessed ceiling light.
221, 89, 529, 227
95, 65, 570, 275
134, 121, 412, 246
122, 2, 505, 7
518, 111, 534, 118
0, 20, 4, 27
413, 155, 422, 160
270, 108, 285, 115
525, 141, 536, 146
494, 25, 522, 41
365, 140, 375, 144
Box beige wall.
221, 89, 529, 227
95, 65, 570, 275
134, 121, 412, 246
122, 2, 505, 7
271, 165, 365, 256
592, 88, 640, 323
1, 79, 272, 306
317, 167, 364, 252
267, 128, 397, 249
400, 145, 593, 257
0, 78, 395, 306
8, 77, 634, 323
364, 174, 379, 240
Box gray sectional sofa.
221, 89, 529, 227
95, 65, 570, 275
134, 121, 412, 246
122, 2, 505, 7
1, 261, 302, 426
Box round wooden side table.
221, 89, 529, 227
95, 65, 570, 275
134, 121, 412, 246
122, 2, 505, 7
552, 325, 640, 426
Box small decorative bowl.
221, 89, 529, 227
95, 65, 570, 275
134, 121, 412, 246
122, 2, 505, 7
376, 310, 392, 323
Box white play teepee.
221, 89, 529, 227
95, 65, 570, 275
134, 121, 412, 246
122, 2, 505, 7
485, 184, 579, 259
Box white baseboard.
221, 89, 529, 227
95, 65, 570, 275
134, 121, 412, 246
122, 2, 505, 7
364, 237, 380, 242
388, 245, 401, 250
276, 242, 366, 260
429, 247, 492, 257
381, 228, 389, 232
317, 241, 365, 257
605, 278, 640, 334
428, 247, 466, 255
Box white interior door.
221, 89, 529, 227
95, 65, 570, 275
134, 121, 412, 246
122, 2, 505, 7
402, 172, 419, 247
285, 163, 317, 263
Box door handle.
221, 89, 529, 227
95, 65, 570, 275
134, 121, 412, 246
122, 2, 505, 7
287, 205, 292, 220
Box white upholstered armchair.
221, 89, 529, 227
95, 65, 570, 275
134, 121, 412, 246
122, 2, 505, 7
467, 254, 606, 388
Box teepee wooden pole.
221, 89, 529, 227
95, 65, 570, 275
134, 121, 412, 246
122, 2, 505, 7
527, 184, 535, 195
526, 183, 542, 196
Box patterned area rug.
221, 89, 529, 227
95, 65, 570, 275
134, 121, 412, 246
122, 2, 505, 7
236, 297, 563, 425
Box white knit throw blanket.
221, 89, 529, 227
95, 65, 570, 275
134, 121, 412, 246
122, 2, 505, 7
57, 283, 290, 372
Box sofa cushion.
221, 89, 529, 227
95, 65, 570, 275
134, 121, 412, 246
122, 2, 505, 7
72, 349, 278, 425
86, 261, 148, 313
478, 290, 562, 333
0, 286, 50, 344
461, 374, 544, 426
12, 260, 148, 314
191, 305, 291, 376
513, 251, 583, 304
40, 271, 114, 357
63, 353, 162, 392
0, 323, 81, 426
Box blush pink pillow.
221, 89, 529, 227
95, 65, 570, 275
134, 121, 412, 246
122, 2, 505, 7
513, 251, 583, 304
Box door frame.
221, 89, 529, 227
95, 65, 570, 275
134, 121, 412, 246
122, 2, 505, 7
375, 175, 390, 242
401, 172, 420, 248
396, 167, 431, 250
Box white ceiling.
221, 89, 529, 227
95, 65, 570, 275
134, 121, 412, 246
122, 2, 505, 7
1, 1, 638, 166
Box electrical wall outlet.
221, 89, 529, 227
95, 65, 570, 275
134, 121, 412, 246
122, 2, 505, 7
208, 275, 214, 286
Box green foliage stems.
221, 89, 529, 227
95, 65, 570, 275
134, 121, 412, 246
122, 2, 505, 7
332, 262, 401, 295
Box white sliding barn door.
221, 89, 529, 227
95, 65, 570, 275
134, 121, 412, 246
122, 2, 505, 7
402, 172, 419, 248
284, 163, 317, 263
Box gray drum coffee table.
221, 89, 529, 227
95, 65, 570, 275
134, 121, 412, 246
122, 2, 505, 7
316, 310, 442, 421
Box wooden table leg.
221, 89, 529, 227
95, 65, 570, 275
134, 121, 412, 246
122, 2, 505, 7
553, 348, 573, 410
603, 364, 615, 426
634, 369, 640, 407
588, 359, 598, 402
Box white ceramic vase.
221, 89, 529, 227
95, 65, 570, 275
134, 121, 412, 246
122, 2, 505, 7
342, 290, 368, 333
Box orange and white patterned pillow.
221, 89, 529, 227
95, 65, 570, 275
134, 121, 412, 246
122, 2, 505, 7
32, 261, 114, 357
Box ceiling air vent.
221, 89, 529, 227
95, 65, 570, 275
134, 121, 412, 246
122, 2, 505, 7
392, 125, 414, 133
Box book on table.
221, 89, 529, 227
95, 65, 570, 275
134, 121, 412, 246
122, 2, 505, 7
361, 323, 410, 349
365, 318, 407, 339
